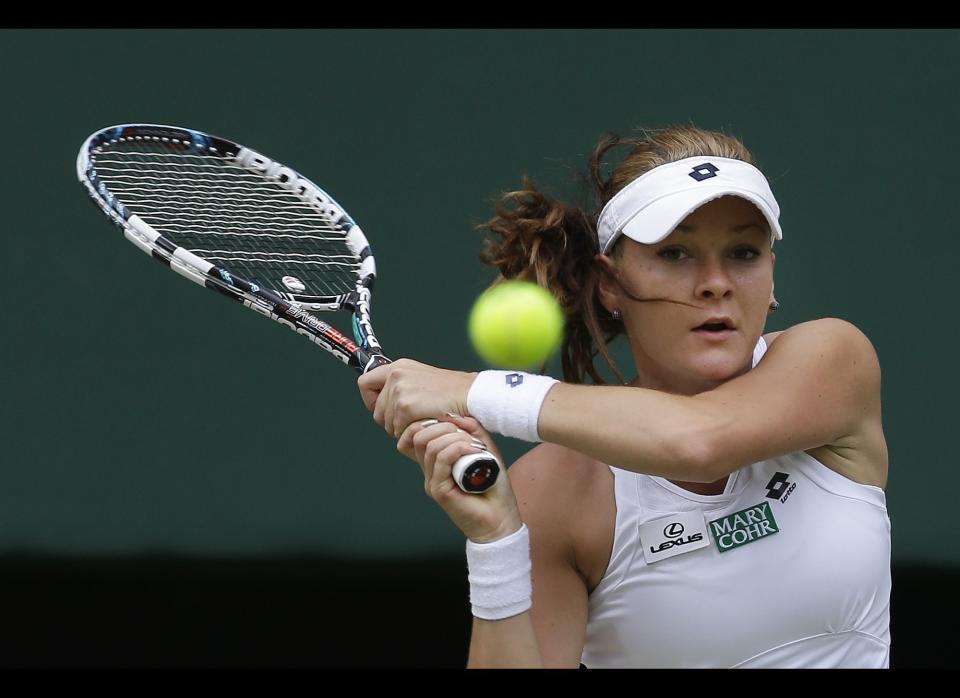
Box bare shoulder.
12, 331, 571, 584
761, 318, 887, 486
763, 317, 882, 394
508, 441, 602, 503
508, 442, 616, 591
765, 317, 878, 356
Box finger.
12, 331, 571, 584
440, 413, 485, 436
414, 422, 465, 468
427, 441, 487, 499
396, 432, 416, 462
380, 382, 397, 438
357, 365, 391, 411
371, 385, 386, 428
391, 396, 420, 440
453, 427, 487, 450
357, 379, 379, 412
397, 419, 440, 461
359, 363, 392, 387
398, 419, 437, 449
422, 431, 481, 483
388, 388, 413, 440
440, 414, 496, 453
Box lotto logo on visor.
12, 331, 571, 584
688, 163, 719, 181
708, 502, 779, 553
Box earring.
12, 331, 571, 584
612, 309, 622, 321
769, 299, 780, 313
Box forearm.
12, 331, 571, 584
468, 613, 544, 668
537, 383, 725, 482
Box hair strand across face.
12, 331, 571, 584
478, 126, 757, 385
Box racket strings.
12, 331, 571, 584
91, 141, 360, 298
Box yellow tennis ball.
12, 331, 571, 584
468, 280, 564, 369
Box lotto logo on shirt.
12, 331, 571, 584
708, 502, 780, 553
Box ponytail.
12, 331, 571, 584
478, 125, 755, 385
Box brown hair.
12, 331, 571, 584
478, 125, 755, 385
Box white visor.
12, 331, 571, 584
596, 156, 783, 255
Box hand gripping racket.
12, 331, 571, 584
77, 123, 499, 493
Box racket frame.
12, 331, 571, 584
77, 124, 387, 374
77, 123, 499, 493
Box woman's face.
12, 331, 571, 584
599, 195, 775, 394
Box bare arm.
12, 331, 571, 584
538, 318, 883, 483
360, 318, 883, 488
468, 444, 594, 668
389, 416, 592, 668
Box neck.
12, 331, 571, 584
668, 477, 730, 496
625, 369, 724, 396
624, 350, 755, 396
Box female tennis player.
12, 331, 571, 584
357, 126, 891, 668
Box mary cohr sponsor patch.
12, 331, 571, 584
708, 501, 779, 553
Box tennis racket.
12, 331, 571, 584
76, 123, 500, 494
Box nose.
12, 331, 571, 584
694, 256, 733, 301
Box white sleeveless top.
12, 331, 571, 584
580, 337, 892, 668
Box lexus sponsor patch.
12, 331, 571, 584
639, 510, 711, 564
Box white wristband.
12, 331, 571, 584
466, 524, 532, 620
466, 371, 559, 442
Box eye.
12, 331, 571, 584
732, 246, 761, 261
657, 247, 689, 261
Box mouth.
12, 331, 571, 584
691, 318, 737, 341
693, 317, 736, 333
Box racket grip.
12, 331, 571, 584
452, 451, 500, 493
357, 356, 498, 493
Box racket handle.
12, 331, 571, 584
360, 352, 391, 372
357, 352, 499, 493
453, 451, 500, 493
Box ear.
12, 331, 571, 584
594, 253, 621, 314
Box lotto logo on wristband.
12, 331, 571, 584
506, 373, 524, 388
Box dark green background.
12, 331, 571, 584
3, 29, 956, 565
